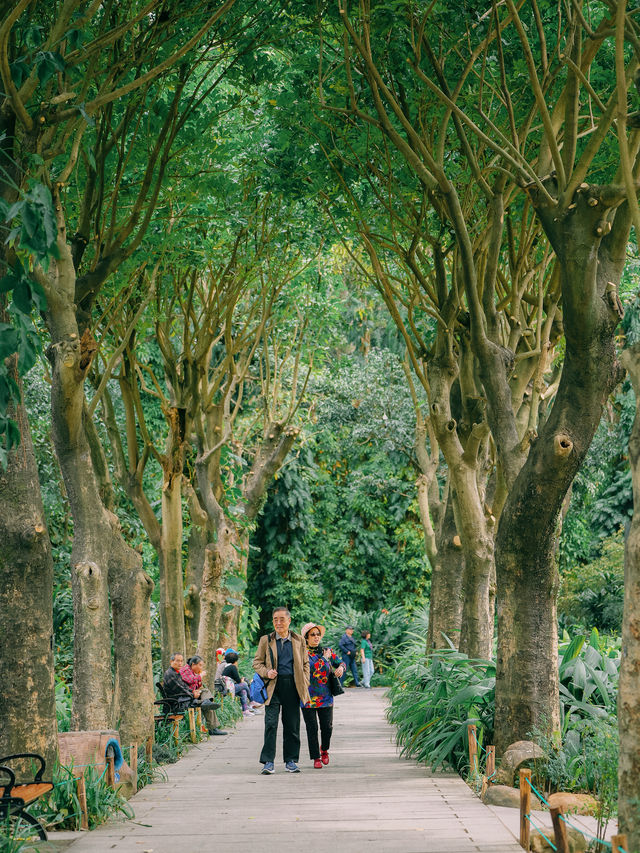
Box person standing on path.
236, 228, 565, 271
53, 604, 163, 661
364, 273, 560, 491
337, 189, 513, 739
253, 607, 310, 774
338, 626, 361, 687
359, 631, 374, 689
300, 622, 344, 769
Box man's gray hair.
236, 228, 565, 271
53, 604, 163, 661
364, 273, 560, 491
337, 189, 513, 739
272, 606, 291, 618
170, 652, 184, 661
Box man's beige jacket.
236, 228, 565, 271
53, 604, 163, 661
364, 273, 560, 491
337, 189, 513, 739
253, 631, 310, 706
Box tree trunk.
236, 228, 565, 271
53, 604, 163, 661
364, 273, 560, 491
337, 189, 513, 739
426, 496, 464, 652
0, 384, 58, 769
494, 192, 626, 752
48, 333, 113, 729
427, 347, 495, 660
452, 462, 495, 660
109, 534, 155, 746
184, 488, 209, 655
618, 344, 640, 853
197, 522, 239, 677
159, 470, 186, 668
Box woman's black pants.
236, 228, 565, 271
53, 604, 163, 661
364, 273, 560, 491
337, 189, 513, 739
301, 705, 333, 759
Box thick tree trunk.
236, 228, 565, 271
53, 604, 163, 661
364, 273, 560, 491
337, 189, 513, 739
197, 522, 239, 677
429, 352, 495, 660
217, 533, 249, 649
618, 345, 640, 852
494, 192, 626, 752
0, 386, 58, 769
109, 534, 155, 746
453, 463, 495, 660
426, 497, 464, 652
49, 334, 113, 729
159, 471, 186, 667
46, 227, 152, 730
184, 488, 209, 655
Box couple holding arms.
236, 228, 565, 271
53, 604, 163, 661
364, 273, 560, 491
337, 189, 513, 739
252, 606, 344, 774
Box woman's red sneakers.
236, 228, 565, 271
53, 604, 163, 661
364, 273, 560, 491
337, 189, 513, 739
320, 750, 329, 765
313, 759, 323, 769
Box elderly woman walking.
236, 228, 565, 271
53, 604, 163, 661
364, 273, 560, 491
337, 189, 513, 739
299, 622, 344, 769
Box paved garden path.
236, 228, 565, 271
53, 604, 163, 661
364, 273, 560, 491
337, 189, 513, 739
61, 688, 523, 853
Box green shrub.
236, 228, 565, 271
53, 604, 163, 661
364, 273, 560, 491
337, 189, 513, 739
29, 763, 132, 832
386, 644, 495, 772
385, 627, 620, 784
558, 629, 619, 731
558, 535, 624, 633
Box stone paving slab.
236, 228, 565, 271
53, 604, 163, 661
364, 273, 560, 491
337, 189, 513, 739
53, 688, 524, 853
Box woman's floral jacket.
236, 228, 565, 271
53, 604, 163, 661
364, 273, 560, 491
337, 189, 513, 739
302, 647, 342, 709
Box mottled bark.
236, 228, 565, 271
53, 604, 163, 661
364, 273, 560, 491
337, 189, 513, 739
494, 188, 628, 752
49, 335, 113, 730
618, 344, 640, 853
45, 210, 150, 732
159, 469, 186, 668
430, 354, 495, 660
184, 483, 209, 654
426, 497, 464, 652
0, 384, 58, 769
197, 524, 239, 678
109, 534, 154, 746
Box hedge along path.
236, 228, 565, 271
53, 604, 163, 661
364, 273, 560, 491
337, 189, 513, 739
63, 689, 523, 853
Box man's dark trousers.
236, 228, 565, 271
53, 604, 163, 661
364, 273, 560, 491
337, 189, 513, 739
259, 675, 300, 764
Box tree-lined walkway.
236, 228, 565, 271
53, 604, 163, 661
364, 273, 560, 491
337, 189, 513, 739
62, 689, 521, 853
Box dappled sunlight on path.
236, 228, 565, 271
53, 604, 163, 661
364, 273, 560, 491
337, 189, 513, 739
61, 688, 522, 853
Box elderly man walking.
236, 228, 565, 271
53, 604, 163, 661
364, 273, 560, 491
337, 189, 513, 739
253, 607, 310, 774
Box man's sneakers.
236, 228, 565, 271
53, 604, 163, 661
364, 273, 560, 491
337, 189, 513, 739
320, 750, 329, 765
313, 758, 323, 769
261, 760, 301, 773
208, 728, 227, 736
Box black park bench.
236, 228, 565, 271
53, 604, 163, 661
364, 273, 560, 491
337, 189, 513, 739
0, 753, 53, 842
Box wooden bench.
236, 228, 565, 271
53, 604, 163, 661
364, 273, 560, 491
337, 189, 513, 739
0, 753, 53, 842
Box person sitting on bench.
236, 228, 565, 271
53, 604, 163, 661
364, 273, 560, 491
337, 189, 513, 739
162, 652, 227, 736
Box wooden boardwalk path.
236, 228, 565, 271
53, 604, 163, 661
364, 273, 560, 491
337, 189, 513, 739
61, 688, 523, 853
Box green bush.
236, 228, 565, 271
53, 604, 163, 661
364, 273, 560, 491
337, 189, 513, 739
29, 763, 133, 832
558, 535, 624, 633
385, 627, 620, 785
386, 645, 495, 772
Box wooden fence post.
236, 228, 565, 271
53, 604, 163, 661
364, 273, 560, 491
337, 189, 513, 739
76, 774, 89, 830
188, 708, 197, 743
486, 745, 495, 778
129, 743, 138, 794
550, 806, 569, 853
467, 724, 478, 775
519, 768, 531, 851
196, 707, 203, 733
612, 835, 628, 853
106, 748, 116, 789
172, 715, 180, 746
145, 735, 154, 766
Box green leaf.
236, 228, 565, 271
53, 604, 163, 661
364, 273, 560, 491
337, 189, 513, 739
0, 324, 19, 360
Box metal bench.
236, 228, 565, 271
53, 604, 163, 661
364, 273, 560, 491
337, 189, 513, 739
0, 753, 53, 842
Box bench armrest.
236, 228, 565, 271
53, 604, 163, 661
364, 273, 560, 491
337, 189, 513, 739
0, 764, 16, 797
0, 754, 46, 783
